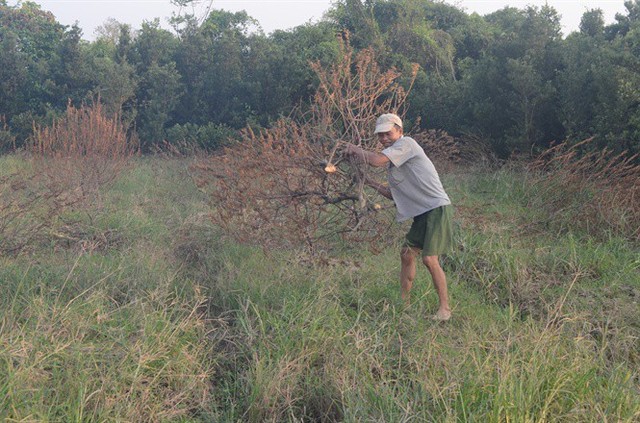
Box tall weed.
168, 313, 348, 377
203, 244, 639, 421
526, 138, 640, 240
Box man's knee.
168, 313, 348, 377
401, 247, 417, 266
422, 255, 440, 270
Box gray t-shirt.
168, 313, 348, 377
382, 136, 451, 222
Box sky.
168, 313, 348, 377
7, 0, 632, 40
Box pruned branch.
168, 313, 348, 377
192, 36, 418, 253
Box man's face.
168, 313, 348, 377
377, 126, 403, 148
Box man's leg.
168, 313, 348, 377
400, 247, 419, 304
423, 255, 451, 319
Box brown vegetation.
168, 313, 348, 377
528, 138, 640, 240
0, 100, 137, 256
192, 39, 426, 253
30, 99, 137, 209
0, 170, 72, 255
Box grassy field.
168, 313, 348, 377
1, 156, 638, 422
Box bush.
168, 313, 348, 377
25, 99, 138, 250
29, 99, 137, 208
165, 122, 237, 152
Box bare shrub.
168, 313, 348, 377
28, 99, 138, 247
410, 126, 464, 175
30, 98, 138, 209
0, 171, 70, 255
192, 38, 419, 253
527, 138, 640, 240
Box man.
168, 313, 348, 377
345, 113, 454, 321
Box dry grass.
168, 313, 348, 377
207, 243, 639, 422
527, 138, 640, 240
2, 155, 638, 421
0, 273, 213, 421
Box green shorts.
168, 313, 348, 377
404, 205, 454, 257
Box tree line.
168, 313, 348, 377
1, 0, 639, 157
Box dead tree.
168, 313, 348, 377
192, 39, 420, 253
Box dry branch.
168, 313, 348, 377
7, 98, 140, 252
0, 171, 73, 255
192, 39, 418, 252
30, 99, 137, 210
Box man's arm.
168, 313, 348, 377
344, 143, 390, 167
365, 177, 393, 200
344, 144, 393, 200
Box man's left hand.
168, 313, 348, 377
344, 143, 362, 156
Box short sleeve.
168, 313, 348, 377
381, 137, 416, 167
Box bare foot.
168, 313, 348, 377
432, 310, 451, 321
402, 299, 411, 310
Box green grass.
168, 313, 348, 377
0, 155, 638, 421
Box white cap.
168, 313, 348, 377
374, 113, 403, 134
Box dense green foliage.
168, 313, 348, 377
1, 0, 640, 156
